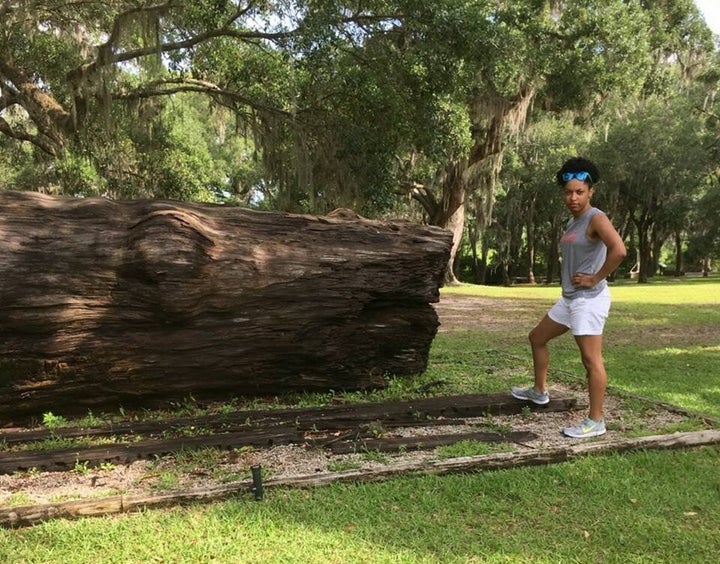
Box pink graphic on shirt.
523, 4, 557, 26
561, 231, 578, 243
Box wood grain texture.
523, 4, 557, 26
0, 191, 452, 420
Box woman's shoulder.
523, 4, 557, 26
586, 207, 608, 224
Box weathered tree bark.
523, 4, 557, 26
0, 191, 452, 421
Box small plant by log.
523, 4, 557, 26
0, 191, 452, 422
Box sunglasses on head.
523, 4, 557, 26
561, 171, 593, 183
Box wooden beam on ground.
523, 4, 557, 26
3, 429, 719, 528
0, 392, 580, 446
0, 393, 581, 474
327, 430, 538, 454
0, 428, 306, 474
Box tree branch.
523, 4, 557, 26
113, 77, 295, 119
0, 115, 60, 156
98, 2, 292, 65
0, 58, 70, 150
398, 182, 438, 217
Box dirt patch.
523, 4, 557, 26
0, 387, 692, 510
434, 294, 547, 333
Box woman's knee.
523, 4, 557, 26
580, 352, 605, 374
528, 327, 539, 345
530, 316, 568, 348
529, 327, 547, 348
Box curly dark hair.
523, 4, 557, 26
555, 157, 600, 186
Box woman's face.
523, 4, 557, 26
563, 179, 593, 217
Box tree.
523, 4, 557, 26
686, 185, 720, 274
2, 0, 718, 277
594, 95, 709, 282
496, 115, 593, 285
1, 1, 368, 201
486, 0, 717, 285
389, 0, 670, 282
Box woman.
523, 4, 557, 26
511, 157, 627, 438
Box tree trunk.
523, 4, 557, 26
544, 219, 560, 285
702, 257, 711, 277
526, 210, 536, 285
650, 221, 665, 277
632, 213, 652, 284
0, 191, 452, 420
467, 223, 488, 285
673, 229, 684, 275
444, 196, 466, 285
478, 236, 489, 285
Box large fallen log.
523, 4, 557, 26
0, 191, 452, 422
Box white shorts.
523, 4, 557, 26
548, 287, 611, 336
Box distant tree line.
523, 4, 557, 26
1, 1, 719, 283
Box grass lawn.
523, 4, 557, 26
1, 276, 719, 563
440, 275, 720, 418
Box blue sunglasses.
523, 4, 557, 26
562, 171, 593, 183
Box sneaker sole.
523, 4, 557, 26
510, 390, 550, 405
562, 428, 606, 439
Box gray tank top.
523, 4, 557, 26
560, 207, 607, 299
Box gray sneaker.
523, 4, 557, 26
562, 417, 606, 438
511, 386, 550, 405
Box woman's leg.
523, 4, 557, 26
574, 334, 606, 421
528, 315, 569, 392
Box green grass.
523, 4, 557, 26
440, 275, 720, 418
2, 448, 719, 563
436, 439, 513, 459
1, 277, 719, 563
442, 274, 720, 304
